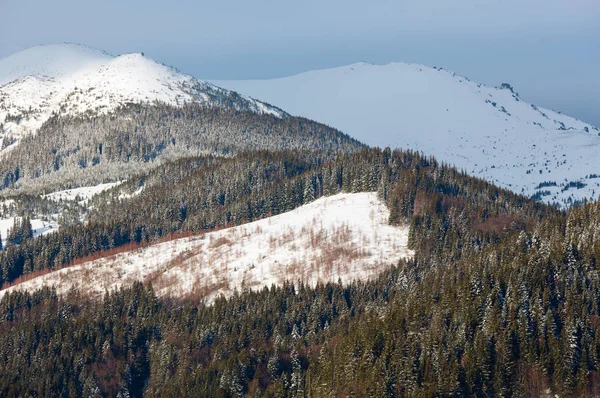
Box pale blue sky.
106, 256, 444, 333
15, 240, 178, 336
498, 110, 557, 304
1, 0, 599, 126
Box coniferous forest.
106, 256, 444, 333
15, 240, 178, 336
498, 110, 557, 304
1, 109, 600, 396
0, 103, 362, 195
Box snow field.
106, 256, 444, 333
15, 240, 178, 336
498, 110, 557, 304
0, 193, 413, 303
44, 181, 124, 204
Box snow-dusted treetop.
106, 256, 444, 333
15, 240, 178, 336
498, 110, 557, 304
215, 62, 600, 207
0, 43, 284, 149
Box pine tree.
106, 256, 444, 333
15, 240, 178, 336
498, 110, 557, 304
303, 175, 316, 204
22, 216, 33, 241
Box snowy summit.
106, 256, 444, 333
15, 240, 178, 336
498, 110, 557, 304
215, 62, 600, 207
0, 43, 284, 150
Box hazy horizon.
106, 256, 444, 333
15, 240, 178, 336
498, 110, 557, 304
1, 0, 598, 126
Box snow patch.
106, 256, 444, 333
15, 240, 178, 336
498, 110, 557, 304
0, 217, 58, 247
0, 193, 412, 303
44, 181, 124, 204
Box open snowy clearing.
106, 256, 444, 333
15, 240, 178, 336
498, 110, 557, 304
0, 217, 58, 247
0, 182, 125, 246
44, 181, 124, 204
0, 192, 413, 303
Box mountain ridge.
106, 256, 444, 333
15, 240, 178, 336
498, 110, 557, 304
0, 45, 364, 194
3, 44, 599, 206
215, 61, 600, 207
0, 43, 286, 151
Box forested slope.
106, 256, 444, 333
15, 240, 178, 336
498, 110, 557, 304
0, 147, 551, 288
2, 147, 599, 396
0, 103, 361, 194
0, 199, 597, 396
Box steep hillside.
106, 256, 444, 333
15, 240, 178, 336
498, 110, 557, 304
0, 103, 361, 193
0, 43, 284, 151
1, 147, 594, 396
0, 45, 364, 194
0, 193, 412, 302
215, 62, 600, 206
0, 147, 555, 295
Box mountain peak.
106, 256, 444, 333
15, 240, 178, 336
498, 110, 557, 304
0, 43, 112, 86
0, 44, 285, 150
215, 62, 600, 207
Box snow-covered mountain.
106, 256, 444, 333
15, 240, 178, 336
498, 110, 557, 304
3, 45, 598, 206
0, 43, 284, 150
215, 62, 600, 207
0, 192, 412, 303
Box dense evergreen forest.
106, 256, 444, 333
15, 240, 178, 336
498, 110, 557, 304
0, 148, 549, 287
1, 145, 600, 396
0, 103, 362, 194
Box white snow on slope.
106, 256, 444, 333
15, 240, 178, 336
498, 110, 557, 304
0, 43, 284, 148
44, 181, 124, 204
0, 217, 58, 247
0, 43, 111, 85
0, 183, 127, 247
215, 62, 600, 207
0, 193, 412, 303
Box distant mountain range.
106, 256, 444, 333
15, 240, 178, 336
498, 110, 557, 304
1, 44, 599, 206
0, 44, 358, 193
215, 62, 600, 206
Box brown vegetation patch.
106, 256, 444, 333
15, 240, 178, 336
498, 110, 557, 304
209, 236, 232, 249
477, 214, 525, 235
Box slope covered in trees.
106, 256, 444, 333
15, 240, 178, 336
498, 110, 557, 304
0, 147, 552, 288
2, 145, 599, 396
0, 184, 599, 396
0, 103, 362, 194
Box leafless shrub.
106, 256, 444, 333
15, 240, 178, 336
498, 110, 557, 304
209, 236, 232, 249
